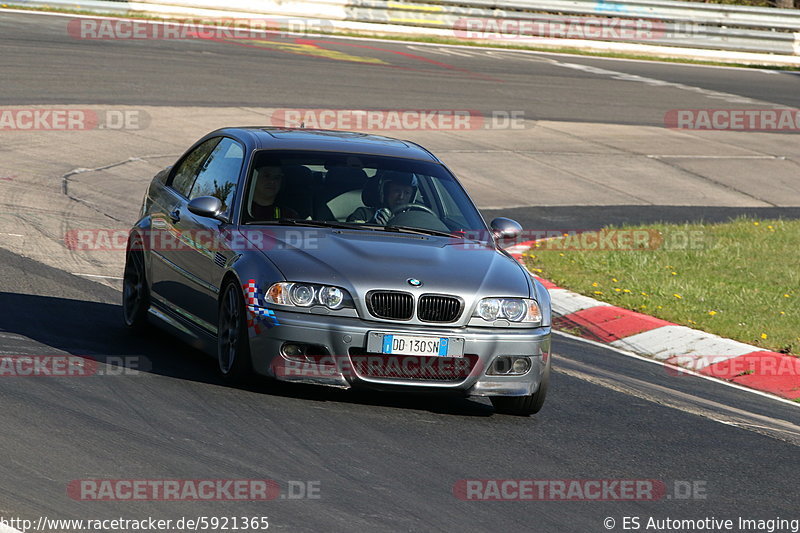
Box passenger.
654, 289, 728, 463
250, 165, 298, 220
347, 172, 417, 225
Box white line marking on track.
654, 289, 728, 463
408, 42, 784, 106
70, 273, 123, 280
555, 357, 800, 443
554, 329, 800, 408
647, 155, 787, 160
552, 61, 772, 105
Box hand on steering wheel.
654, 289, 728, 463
390, 203, 437, 217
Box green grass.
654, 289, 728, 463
524, 217, 800, 355
4, 4, 799, 71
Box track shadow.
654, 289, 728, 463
0, 289, 494, 417
0, 291, 215, 380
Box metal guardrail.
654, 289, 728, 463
11, 0, 133, 14
345, 0, 800, 54
361, 0, 800, 31
8, 0, 800, 56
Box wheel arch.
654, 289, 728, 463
219, 270, 244, 304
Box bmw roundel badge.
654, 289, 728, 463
407, 278, 422, 287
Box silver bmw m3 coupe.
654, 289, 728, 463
123, 128, 551, 415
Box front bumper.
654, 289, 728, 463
248, 310, 551, 397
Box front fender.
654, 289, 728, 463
531, 276, 552, 327
222, 248, 286, 304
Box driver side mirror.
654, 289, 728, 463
188, 196, 225, 221
490, 217, 522, 240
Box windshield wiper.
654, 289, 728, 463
388, 226, 492, 243
376, 225, 460, 238
248, 219, 480, 240
247, 219, 364, 230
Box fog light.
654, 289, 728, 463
488, 356, 532, 376
512, 357, 531, 374
488, 356, 511, 375
282, 343, 305, 360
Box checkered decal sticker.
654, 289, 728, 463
243, 279, 279, 335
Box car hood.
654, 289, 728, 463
244, 227, 532, 299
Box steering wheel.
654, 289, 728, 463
390, 203, 437, 217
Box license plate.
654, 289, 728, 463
366, 332, 465, 357
381, 334, 449, 356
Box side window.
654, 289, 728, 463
169, 138, 221, 197
429, 176, 467, 225
188, 138, 244, 215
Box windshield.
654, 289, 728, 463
241, 150, 489, 237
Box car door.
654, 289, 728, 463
149, 136, 222, 327
173, 137, 245, 330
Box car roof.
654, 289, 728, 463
214, 127, 441, 163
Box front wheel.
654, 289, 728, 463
490, 371, 549, 416
122, 245, 150, 330
217, 280, 253, 381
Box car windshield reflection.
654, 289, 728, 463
241, 150, 489, 239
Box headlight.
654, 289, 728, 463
501, 299, 526, 321
266, 283, 291, 305
289, 284, 315, 307
474, 298, 542, 324
477, 298, 501, 321
265, 282, 352, 310
318, 286, 345, 309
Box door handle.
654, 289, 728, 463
169, 209, 180, 223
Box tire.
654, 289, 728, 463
122, 244, 150, 330
217, 280, 253, 381
490, 370, 549, 416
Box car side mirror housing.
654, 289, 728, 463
188, 196, 225, 220
490, 217, 523, 240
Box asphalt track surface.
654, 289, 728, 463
3, 12, 800, 125
1, 10, 800, 532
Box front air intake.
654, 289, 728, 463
418, 294, 463, 323
367, 291, 414, 320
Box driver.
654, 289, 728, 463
250, 165, 298, 220
347, 171, 417, 225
